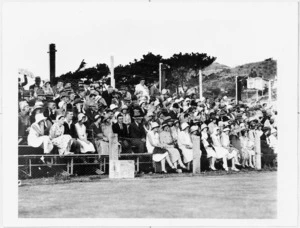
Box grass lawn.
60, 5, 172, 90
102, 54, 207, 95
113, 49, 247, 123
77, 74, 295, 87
18, 171, 277, 218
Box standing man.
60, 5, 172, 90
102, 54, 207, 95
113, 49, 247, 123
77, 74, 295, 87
135, 78, 150, 101
150, 80, 160, 97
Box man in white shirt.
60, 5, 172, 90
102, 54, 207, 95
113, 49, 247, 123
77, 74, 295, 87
135, 78, 150, 101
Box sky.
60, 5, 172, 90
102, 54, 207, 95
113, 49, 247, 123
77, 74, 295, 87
2, 2, 296, 81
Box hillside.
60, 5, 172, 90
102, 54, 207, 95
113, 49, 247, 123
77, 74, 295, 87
187, 58, 277, 99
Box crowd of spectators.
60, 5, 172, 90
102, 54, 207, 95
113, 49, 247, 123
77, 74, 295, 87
18, 75, 278, 174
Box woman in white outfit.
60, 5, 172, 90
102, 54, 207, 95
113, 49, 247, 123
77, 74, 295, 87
177, 123, 194, 168
239, 129, 255, 168
146, 122, 176, 173
210, 127, 230, 171
200, 124, 217, 171
49, 115, 73, 155
27, 113, 54, 154
221, 127, 240, 171
75, 113, 96, 153
159, 122, 187, 170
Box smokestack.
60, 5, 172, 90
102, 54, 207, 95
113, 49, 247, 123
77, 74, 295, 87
48, 44, 57, 84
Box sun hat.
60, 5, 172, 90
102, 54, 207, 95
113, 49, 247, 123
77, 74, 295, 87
166, 97, 172, 103
32, 101, 44, 111
121, 105, 128, 110
73, 98, 83, 105
110, 104, 118, 111
19, 101, 29, 110
139, 101, 146, 106
78, 113, 87, 122
161, 89, 167, 95
190, 125, 199, 134
181, 122, 190, 131
179, 97, 184, 102
35, 113, 47, 124
151, 122, 160, 130
173, 119, 179, 125
174, 99, 180, 103
223, 127, 230, 132
200, 124, 208, 131
161, 121, 169, 129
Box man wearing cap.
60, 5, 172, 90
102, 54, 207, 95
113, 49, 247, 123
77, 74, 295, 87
129, 109, 146, 153
135, 78, 149, 100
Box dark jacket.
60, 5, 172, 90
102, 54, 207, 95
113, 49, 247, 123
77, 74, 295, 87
129, 121, 146, 139
63, 121, 78, 138
101, 90, 113, 107
43, 108, 56, 124
112, 122, 129, 138
169, 110, 179, 119
90, 122, 103, 139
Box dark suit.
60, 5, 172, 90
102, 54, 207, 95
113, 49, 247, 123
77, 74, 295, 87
113, 122, 131, 153
101, 90, 113, 107
43, 108, 56, 124
169, 110, 179, 120
128, 121, 146, 153
63, 121, 81, 154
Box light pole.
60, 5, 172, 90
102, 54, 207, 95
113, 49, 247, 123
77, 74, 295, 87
159, 63, 162, 92
235, 76, 238, 104
199, 69, 203, 99
110, 56, 115, 88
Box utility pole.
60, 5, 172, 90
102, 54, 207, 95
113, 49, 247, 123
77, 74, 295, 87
199, 69, 203, 99
235, 76, 238, 104
48, 44, 57, 84
110, 56, 115, 88
159, 63, 162, 92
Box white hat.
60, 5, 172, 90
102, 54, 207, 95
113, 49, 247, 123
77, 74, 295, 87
166, 97, 172, 103
114, 111, 121, 117
200, 124, 208, 131
179, 97, 184, 102
78, 113, 87, 122
223, 127, 230, 132
162, 89, 167, 95
151, 122, 160, 130
183, 106, 190, 113
19, 101, 29, 110
185, 97, 191, 101
271, 128, 277, 134
195, 98, 201, 103
223, 96, 228, 100
58, 101, 65, 109
35, 113, 46, 124
174, 99, 180, 103
190, 125, 199, 133
200, 97, 205, 102
110, 104, 118, 111
121, 105, 128, 110
154, 99, 160, 107
139, 101, 146, 106
181, 122, 190, 131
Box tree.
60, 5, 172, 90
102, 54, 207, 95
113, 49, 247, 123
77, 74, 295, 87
165, 52, 216, 93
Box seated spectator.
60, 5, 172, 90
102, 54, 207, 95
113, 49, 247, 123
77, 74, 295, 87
210, 127, 231, 172
43, 81, 54, 96
75, 113, 96, 153
90, 114, 104, 156
29, 76, 42, 92
177, 123, 193, 169
112, 114, 131, 153
64, 110, 81, 154
200, 124, 217, 170
221, 127, 241, 170
160, 121, 187, 170
239, 128, 255, 168
18, 101, 31, 144
49, 115, 73, 155
27, 113, 54, 154
43, 100, 57, 125
129, 109, 146, 153
72, 98, 84, 123
29, 101, 44, 125
121, 105, 131, 126
146, 122, 176, 173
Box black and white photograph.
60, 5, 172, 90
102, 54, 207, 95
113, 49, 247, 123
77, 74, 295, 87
1, 1, 299, 227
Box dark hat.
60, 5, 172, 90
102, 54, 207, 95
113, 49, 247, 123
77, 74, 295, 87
132, 95, 138, 101
46, 99, 55, 104
173, 103, 179, 109
73, 98, 83, 105
84, 80, 90, 85
132, 108, 143, 118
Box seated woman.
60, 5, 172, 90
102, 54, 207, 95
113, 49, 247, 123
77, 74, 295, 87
199, 124, 217, 170
159, 121, 187, 171
221, 127, 241, 171
146, 122, 176, 174
177, 123, 194, 170
239, 128, 255, 168
27, 113, 54, 154
75, 113, 96, 153
49, 115, 73, 155
90, 114, 104, 157
210, 127, 230, 171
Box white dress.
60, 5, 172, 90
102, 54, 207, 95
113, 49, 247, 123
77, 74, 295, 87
177, 131, 193, 163
75, 123, 96, 153
240, 136, 255, 157
201, 132, 216, 158
27, 123, 53, 154
221, 132, 238, 159
146, 131, 168, 162
211, 134, 229, 159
